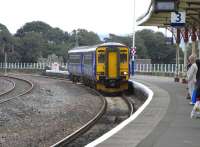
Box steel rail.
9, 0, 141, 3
121, 94, 135, 117
0, 78, 15, 97
0, 76, 34, 104
50, 88, 107, 147
8, 73, 132, 146
28, 74, 132, 146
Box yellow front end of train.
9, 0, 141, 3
96, 45, 129, 93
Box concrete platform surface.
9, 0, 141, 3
95, 75, 200, 147
135, 75, 200, 147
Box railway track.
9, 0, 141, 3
51, 88, 107, 147
7, 73, 135, 146
0, 77, 15, 96
50, 86, 134, 146
122, 94, 135, 117
0, 76, 34, 104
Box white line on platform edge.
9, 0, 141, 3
85, 80, 154, 147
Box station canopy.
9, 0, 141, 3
137, 0, 200, 28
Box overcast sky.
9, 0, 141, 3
0, 0, 155, 35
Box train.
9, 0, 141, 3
67, 42, 130, 93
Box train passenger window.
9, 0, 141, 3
98, 53, 105, 63
84, 54, 92, 65
69, 55, 81, 63
120, 53, 127, 63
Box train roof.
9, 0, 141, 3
98, 42, 126, 47
68, 42, 127, 53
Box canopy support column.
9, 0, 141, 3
198, 29, 200, 59
192, 27, 197, 56
182, 28, 189, 83
175, 28, 181, 82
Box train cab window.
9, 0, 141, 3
120, 53, 127, 63
98, 53, 105, 63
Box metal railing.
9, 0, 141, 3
0, 62, 185, 75
135, 64, 185, 74
0, 62, 67, 70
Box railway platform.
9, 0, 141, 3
86, 75, 200, 147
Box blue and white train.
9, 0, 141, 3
68, 42, 130, 93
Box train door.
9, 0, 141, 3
106, 48, 120, 79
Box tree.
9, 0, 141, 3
135, 34, 148, 59
104, 34, 132, 48
136, 29, 176, 63
103, 30, 176, 63
0, 23, 18, 62
15, 21, 52, 37
15, 32, 45, 62
70, 29, 101, 46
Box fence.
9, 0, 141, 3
135, 64, 185, 74
0, 62, 185, 75
0, 62, 67, 70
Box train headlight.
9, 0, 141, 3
123, 72, 128, 75
97, 72, 105, 75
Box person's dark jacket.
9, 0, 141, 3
195, 59, 200, 99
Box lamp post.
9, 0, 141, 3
131, 0, 136, 76
75, 30, 79, 47
4, 48, 7, 76
2, 36, 8, 76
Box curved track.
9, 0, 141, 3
8, 73, 134, 146
51, 88, 107, 147
50, 85, 134, 146
0, 76, 34, 104
122, 94, 135, 117
0, 77, 15, 96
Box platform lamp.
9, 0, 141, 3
154, 0, 179, 13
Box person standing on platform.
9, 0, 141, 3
186, 60, 192, 99
195, 59, 200, 101
187, 55, 198, 104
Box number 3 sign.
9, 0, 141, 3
171, 11, 186, 27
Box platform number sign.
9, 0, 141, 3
171, 11, 186, 27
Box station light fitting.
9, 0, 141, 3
154, 0, 179, 12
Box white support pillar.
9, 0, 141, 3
150, 64, 152, 72
167, 64, 169, 73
